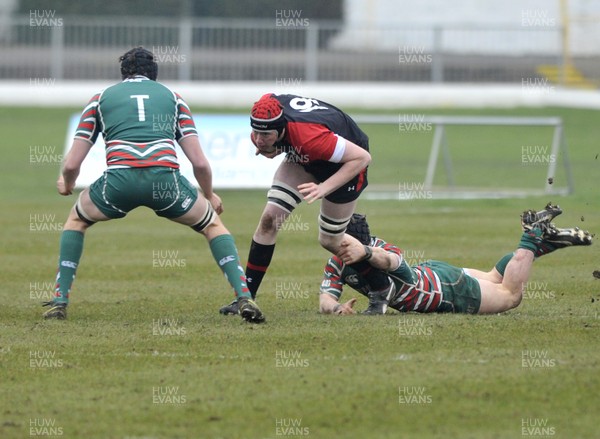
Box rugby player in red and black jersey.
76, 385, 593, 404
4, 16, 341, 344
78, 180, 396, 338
43, 47, 264, 323
320, 206, 592, 315
220, 93, 394, 315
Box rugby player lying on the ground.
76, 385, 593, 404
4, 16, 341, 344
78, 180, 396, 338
319, 204, 593, 315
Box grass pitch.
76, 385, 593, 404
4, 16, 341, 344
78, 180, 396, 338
1, 106, 599, 439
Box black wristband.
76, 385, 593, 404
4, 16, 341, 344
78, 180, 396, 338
363, 245, 373, 260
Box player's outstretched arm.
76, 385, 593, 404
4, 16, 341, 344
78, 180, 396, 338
179, 135, 223, 214
179, 135, 212, 196
337, 234, 401, 271
58, 138, 93, 195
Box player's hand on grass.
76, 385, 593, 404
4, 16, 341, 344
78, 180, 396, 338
56, 175, 73, 196
209, 193, 224, 215
298, 182, 324, 204
336, 298, 357, 315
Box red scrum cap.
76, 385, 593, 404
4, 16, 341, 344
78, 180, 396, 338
250, 93, 286, 135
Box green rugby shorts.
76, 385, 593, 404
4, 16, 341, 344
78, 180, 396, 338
421, 261, 482, 314
88, 167, 198, 219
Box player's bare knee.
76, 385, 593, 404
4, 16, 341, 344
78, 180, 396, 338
510, 293, 523, 309
258, 211, 279, 235
64, 215, 91, 232
63, 205, 93, 232
501, 287, 523, 311
318, 233, 341, 253
509, 283, 525, 309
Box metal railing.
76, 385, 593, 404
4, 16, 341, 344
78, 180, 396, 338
2, 15, 598, 85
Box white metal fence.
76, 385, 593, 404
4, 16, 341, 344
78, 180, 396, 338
2, 15, 599, 86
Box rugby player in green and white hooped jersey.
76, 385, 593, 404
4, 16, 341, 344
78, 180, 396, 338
320, 208, 592, 316
42, 46, 264, 323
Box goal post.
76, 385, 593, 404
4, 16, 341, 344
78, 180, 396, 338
353, 114, 574, 199
422, 116, 572, 197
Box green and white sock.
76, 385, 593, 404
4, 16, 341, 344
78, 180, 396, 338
209, 235, 251, 299
54, 230, 85, 304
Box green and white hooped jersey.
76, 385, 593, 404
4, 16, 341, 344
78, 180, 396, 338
320, 237, 445, 313
74, 76, 198, 169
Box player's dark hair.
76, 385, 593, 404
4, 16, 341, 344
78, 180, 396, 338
119, 46, 158, 81
345, 214, 372, 245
